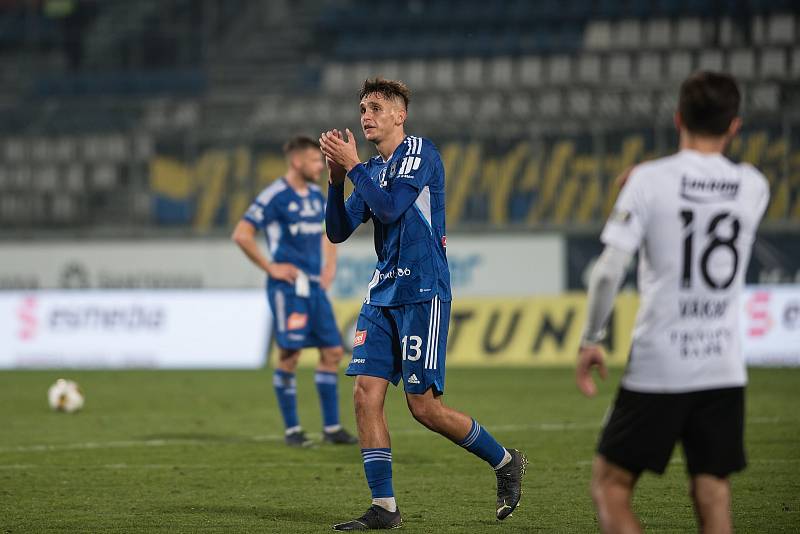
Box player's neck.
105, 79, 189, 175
284, 170, 310, 195
679, 131, 728, 155
375, 130, 407, 162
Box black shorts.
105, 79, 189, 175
597, 386, 746, 478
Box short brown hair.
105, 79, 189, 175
283, 136, 319, 155
678, 71, 741, 136
359, 77, 411, 110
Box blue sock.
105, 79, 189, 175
458, 419, 507, 468
273, 369, 299, 431
361, 448, 394, 498
315, 371, 340, 431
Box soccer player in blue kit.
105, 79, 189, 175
232, 136, 357, 448
320, 79, 527, 530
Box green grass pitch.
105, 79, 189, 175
1, 368, 798, 533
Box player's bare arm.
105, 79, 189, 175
231, 218, 299, 283
320, 235, 337, 290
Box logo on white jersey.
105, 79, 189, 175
407, 374, 420, 384
287, 201, 299, 212
680, 175, 740, 203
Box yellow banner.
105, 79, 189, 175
285, 293, 639, 367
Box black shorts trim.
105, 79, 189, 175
597, 386, 747, 477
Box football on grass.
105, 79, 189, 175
48, 379, 84, 413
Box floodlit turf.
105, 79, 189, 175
0, 368, 798, 533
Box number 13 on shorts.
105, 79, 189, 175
345, 295, 451, 395
401, 335, 423, 361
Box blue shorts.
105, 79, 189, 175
267, 280, 343, 350
346, 296, 450, 395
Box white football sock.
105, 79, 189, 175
493, 449, 512, 470
324, 424, 342, 433
372, 497, 397, 513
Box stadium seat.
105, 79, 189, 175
431, 59, 456, 90
566, 90, 592, 117
608, 53, 633, 82
509, 93, 533, 118
759, 48, 787, 78
406, 60, 428, 90
537, 91, 562, 117
766, 13, 795, 44
667, 51, 694, 80
547, 55, 573, 85
488, 57, 514, 89
644, 19, 672, 49
584, 21, 612, 50
518, 56, 544, 87
615, 20, 642, 49
729, 49, 756, 80
637, 52, 663, 83
791, 48, 800, 78
750, 83, 780, 112
460, 58, 485, 89
675, 18, 703, 47
698, 50, 725, 72
577, 54, 602, 84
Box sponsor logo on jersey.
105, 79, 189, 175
288, 221, 323, 236
353, 330, 367, 347
287, 201, 299, 212
379, 267, 412, 281
299, 199, 317, 217
680, 175, 740, 203
679, 298, 729, 319
287, 312, 308, 331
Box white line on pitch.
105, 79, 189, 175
0, 417, 789, 455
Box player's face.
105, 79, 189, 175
293, 148, 324, 182
360, 93, 405, 144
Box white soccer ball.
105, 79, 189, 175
48, 379, 85, 413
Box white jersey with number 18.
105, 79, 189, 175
602, 149, 770, 393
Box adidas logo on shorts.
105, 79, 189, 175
407, 374, 420, 384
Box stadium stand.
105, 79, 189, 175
0, 0, 798, 232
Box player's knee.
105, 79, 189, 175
277, 349, 301, 371
352, 380, 378, 413
322, 347, 344, 365
691, 476, 729, 510
406, 396, 439, 428
591, 458, 633, 510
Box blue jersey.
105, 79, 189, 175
344, 136, 451, 306
243, 178, 326, 277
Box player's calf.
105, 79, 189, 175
690, 475, 732, 534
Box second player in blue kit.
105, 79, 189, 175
232, 136, 357, 448
321, 78, 528, 530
